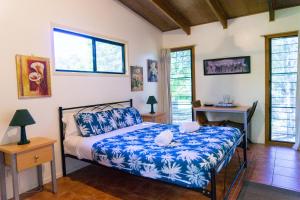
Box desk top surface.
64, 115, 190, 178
193, 106, 251, 113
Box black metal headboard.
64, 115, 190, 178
58, 99, 132, 176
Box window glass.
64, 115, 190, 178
96, 41, 124, 73
270, 36, 298, 142
53, 28, 126, 74
53, 31, 93, 72
170, 49, 193, 124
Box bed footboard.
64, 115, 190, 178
209, 131, 247, 200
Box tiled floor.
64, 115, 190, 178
246, 144, 300, 192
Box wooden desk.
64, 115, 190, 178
193, 106, 251, 141
0, 137, 57, 200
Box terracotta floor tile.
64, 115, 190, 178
272, 175, 300, 192
275, 152, 300, 162
254, 159, 275, 166
246, 169, 273, 185
274, 159, 300, 169
255, 154, 276, 161
247, 176, 273, 185
273, 166, 300, 178
276, 146, 298, 153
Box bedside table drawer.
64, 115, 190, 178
155, 115, 166, 123
142, 112, 167, 123
16, 145, 52, 171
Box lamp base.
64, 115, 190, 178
18, 140, 30, 145
150, 104, 155, 114
18, 126, 30, 145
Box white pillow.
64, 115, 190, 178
179, 121, 200, 133
62, 112, 80, 137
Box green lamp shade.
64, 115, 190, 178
9, 109, 35, 126
146, 96, 158, 104
9, 109, 35, 145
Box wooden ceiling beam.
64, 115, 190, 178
205, 0, 228, 29
151, 0, 191, 35
268, 0, 276, 21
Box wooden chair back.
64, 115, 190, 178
247, 100, 258, 123
192, 100, 209, 124
192, 100, 201, 108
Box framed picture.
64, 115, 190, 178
130, 66, 143, 91
203, 56, 250, 75
147, 59, 158, 82
16, 55, 52, 98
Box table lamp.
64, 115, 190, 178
9, 109, 35, 145
146, 96, 158, 114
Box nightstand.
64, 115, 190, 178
142, 112, 167, 123
0, 137, 57, 200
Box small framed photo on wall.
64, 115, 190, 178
16, 55, 52, 98
147, 59, 158, 82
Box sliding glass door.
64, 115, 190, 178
170, 47, 195, 124
269, 34, 298, 143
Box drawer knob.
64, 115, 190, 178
34, 155, 39, 161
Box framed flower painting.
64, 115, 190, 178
16, 55, 52, 98
130, 66, 143, 92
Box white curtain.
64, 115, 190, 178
160, 49, 172, 123
293, 32, 300, 151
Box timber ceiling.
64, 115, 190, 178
118, 0, 300, 34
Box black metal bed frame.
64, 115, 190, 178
58, 99, 247, 200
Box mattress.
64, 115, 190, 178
64, 122, 156, 160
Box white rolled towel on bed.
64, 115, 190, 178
155, 130, 173, 146
179, 121, 200, 133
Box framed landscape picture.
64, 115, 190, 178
203, 56, 250, 75
147, 59, 158, 82
16, 55, 52, 98
130, 66, 143, 91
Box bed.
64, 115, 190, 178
59, 99, 247, 200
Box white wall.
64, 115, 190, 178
163, 6, 300, 144
0, 0, 162, 197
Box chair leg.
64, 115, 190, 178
247, 122, 253, 144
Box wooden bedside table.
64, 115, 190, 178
0, 137, 57, 200
142, 112, 167, 123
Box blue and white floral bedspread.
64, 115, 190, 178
91, 124, 241, 189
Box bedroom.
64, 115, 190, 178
0, 0, 299, 199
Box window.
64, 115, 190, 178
170, 47, 195, 124
53, 28, 126, 74
265, 32, 298, 143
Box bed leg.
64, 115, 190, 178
211, 168, 217, 200
59, 107, 67, 177
62, 155, 67, 176
243, 132, 247, 168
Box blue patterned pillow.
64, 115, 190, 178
74, 112, 105, 137
111, 107, 143, 128
127, 107, 143, 124
95, 110, 118, 133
